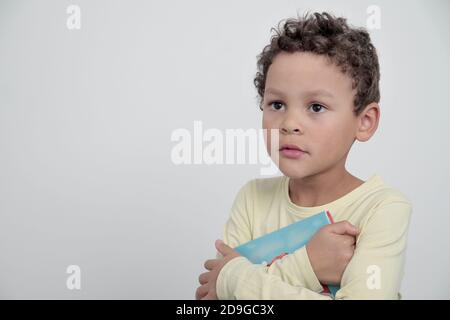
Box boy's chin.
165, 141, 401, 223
278, 164, 310, 179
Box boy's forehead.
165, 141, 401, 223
266, 51, 353, 95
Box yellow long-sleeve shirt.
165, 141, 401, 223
216, 174, 412, 300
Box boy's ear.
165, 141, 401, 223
355, 102, 380, 142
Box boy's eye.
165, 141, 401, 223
266, 101, 326, 113
308, 103, 326, 113
269, 101, 285, 111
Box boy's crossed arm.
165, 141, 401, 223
195, 221, 359, 300
195, 201, 411, 300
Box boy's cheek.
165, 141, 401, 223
312, 130, 344, 152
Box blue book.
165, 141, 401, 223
234, 210, 339, 297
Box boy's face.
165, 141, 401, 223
262, 51, 360, 179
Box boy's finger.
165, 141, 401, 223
204, 259, 217, 270
215, 239, 234, 255
195, 284, 208, 300
329, 221, 359, 235
201, 292, 214, 300
198, 272, 209, 285
340, 234, 356, 246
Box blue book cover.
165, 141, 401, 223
234, 210, 339, 297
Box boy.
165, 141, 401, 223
196, 12, 412, 300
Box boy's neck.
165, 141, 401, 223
288, 168, 364, 208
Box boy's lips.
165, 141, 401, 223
279, 144, 307, 152
279, 144, 308, 159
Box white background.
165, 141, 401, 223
0, 0, 449, 299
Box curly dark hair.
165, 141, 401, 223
254, 12, 380, 116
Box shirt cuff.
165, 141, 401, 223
216, 256, 252, 300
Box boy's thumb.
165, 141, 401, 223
215, 239, 231, 254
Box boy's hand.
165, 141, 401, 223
195, 240, 241, 300
306, 221, 360, 285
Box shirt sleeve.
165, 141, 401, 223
217, 256, 332, 299
215, 180, 254, 259
335, 201, 413, 299
216, 194, 412, 300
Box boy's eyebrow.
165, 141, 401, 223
265, 87, 334, 98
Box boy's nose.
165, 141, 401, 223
280, 110, 303, 134
280, 126, 302, 135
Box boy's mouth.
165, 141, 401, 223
279, 144, 306, 152
279, 144, 308, 159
